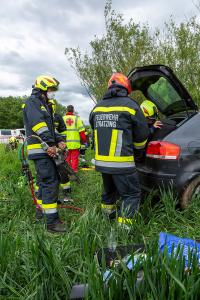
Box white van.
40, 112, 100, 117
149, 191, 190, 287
0, 128, 26, 144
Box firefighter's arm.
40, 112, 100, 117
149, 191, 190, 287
54, 117, 66, 143
57, 114, 67, 133
131, 107, 149, 161
24, 100, 55, 143
89, 110, 95, 148
89, 110, 95, 130
55, 132, 65, 143
59, 116, 67, 141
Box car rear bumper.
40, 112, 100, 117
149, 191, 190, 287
138, 172, 176, 192
138, 166, 200, 196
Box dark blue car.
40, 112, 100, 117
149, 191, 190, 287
128, 65, 200, 208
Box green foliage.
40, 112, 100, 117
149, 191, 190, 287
0, 96, 66, 129
55, 100, 67, 116
1, 146, 200, 298
66, 0, 200, 104
0, 96, 26, 129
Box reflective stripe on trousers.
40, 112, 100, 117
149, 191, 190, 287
60, 181, 71, 190
42, 208, 57, 214
95, 160, 135, 168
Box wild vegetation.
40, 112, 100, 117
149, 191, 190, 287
1, 145, 200, 299
66, 0, 200, 104
0, 97, 66, 129
1, 1, 200, 299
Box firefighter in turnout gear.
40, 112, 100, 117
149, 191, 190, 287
8, 136, 19, 150
23, 75, 67, 233
89, 73, 149, 226
62, 105, 87, 172
140, 100, 163, 141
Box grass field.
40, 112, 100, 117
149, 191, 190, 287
1, 144, 200, 299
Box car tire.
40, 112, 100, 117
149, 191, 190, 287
180, 176, 200, 209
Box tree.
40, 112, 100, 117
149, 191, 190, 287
0, 96, 25, 129
55, 101, 66, 115
66, 0, 200, 105
0, 96, 67, 129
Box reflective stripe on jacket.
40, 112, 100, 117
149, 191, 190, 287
23, 89, 63, 159
89, 87, 149, 174
62, 114, 85, 149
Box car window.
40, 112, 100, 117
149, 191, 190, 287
147, 77, 182, 110
1, 130, 12, 135
20, 130, 26, 135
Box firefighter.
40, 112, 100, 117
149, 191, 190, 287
140, 100, 163, 140
8, 136, 19, 150
62, 105, 87, 172
23, 75, 67, 233
89, 73, 149, 226
48, 99, 72, 202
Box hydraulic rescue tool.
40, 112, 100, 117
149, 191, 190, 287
40, 140, 80, 183
18, 135, 83, 213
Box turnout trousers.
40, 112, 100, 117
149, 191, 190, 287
34, 157, 60, 224
101, 169, 141, 219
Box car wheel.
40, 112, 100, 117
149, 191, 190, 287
180, 176, 200, 209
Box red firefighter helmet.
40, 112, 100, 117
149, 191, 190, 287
108, 72, 132, 94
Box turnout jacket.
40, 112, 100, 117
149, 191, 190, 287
89, 87, 149, 174
23, 89, 63, 159
54, 113, 66, 133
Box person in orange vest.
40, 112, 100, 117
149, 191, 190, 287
62, 105, 87, 172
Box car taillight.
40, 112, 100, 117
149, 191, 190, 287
146, 141, 180, 160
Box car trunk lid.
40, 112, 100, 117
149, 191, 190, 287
128, 65, 197, 116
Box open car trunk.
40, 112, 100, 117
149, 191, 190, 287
152, 111, 197, 141
128, 65, 198, 140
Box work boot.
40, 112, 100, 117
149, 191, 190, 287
117, 222, 131, 231
47, 221, 67, 233
63, 189, 73, 203
57, 198, 64, 205
57, 196, 74, 204
117, 217, 135, 232
101, 209, 117, 221
57, 187, 73, 204
108, 210, 117, 220
63, 195, 74, 203
35, 208, 43, 222
101, 203, 117, 220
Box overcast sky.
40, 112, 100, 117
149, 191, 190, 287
0, 0, 199, 123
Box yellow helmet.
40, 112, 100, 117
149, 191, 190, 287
34, 75, 59, 91
9, 136, 17, 143
140, 100, 158, 119
49, 99, 56, 114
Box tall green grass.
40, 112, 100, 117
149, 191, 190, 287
1, 144, 200, 299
